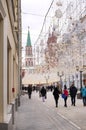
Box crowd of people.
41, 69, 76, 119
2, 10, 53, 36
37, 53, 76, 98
52, 82, 77, 107
22, 82, 86, 107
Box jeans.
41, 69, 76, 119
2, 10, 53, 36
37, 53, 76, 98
71, 95, 76, 106
82, 96, 86, 106
64, 96, 67, 107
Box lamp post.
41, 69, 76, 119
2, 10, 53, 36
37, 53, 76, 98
80, 70, 83, 89
44, 74, 49, 85
64, 74, 67, 85
76, 66, 83, 89
57, 71, 64, 88
76, 73, 79, 89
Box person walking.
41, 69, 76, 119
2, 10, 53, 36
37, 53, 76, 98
27, 84, 32, 99
53, 86, 60, 107
69, 82, 77, 106
62, 85, 68, 107
40, 86, 47, 102
81, 85, 86, 106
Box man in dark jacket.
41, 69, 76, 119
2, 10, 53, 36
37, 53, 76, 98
27, 85, 32, 99
53, 86, 60, 107
69, 82, 77, 106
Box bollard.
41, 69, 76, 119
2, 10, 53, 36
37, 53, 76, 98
17, 94, 21, 107
15, 98, 18, 111
11, 101, 15, 125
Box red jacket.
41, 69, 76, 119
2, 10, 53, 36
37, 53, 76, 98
64, 89, 68, 96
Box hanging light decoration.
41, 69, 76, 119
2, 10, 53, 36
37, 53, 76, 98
69, 17, 72, 20
56, 1, 62, 6
54, 29, 60, 36
55, 9, 62, 18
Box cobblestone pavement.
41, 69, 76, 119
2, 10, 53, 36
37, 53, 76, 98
14, 91, 86, 130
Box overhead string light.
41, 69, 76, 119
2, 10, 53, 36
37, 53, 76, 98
35, 0, 86, 73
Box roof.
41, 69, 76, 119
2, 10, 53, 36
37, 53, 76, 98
26, 28, 31, 46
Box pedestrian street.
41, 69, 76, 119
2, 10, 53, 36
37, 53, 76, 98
14, 91, 83, 130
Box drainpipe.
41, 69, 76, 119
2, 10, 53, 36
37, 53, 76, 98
18, 0, 22, 106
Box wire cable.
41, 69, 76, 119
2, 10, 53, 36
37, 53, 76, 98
34, 0, 55, 46
22, 11, 51, 18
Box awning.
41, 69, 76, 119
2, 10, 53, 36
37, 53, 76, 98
22, 72, 59, 85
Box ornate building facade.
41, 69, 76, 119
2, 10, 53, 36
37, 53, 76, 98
45, 30, 58, 69
0, 0, 21, 130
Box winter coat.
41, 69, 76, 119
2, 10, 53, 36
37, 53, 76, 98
81, 87, 86, 97
63, 89, 68, 97
53, 87, 60, 99
27, 86, 32, 95
69, 86, 77, 97
40, 87, 46, 97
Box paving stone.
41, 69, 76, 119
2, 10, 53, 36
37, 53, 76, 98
14, 91, 86, 130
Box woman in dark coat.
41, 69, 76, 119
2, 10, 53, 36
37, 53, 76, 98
53, 86, 60, 107
40, 86, 46, 102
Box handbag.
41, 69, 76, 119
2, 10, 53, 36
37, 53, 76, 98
61, 93, 66, 99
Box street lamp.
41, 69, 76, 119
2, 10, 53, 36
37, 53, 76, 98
76, 66, 83, 89
44, 74, 49, 85
57, 71, 64, 88
80, 70, 83, 89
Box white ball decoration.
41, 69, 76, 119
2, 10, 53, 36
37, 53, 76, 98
55, 9, 62, 18
55, 29, 60, 36
56, 1, 62, 6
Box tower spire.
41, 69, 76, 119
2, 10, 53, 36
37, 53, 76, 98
26, 27, 31, 46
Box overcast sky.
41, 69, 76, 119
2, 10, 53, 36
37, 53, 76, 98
21, 0, 85, 58
21, 0, 53, 47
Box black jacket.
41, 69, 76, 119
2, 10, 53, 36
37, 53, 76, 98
53, 87, 60, 99
69, 86, 77, 97
40, 87, 46, 96
27, 86, 32, 95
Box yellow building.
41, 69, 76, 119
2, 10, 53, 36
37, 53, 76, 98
0, 0, 21, 129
